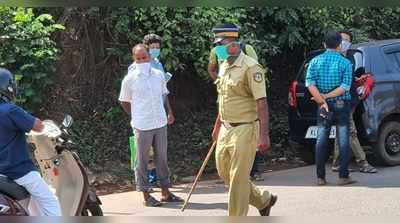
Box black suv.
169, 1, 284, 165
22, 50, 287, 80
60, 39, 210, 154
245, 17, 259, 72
288, 39, 400, 166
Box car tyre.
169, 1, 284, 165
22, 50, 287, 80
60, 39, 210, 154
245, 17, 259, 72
373, 121, 400, 166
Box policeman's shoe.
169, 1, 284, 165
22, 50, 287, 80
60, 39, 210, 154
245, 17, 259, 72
259, 194, 278, 216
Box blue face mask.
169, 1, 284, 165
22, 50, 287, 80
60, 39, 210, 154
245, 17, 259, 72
215, 45, 229, 61
149, 48, 160, 59
215, 41, 241, 61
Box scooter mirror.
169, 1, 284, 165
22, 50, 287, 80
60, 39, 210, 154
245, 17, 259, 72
62, 115, 73, 128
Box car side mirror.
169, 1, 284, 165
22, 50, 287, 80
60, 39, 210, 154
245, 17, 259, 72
62, 115, 73, 128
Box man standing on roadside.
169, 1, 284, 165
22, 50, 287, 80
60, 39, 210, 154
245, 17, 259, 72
331, 31, 377, 174
119, 44, 182, 207
306, 30, 357, 186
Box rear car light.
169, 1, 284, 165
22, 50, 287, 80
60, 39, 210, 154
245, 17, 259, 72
288, 81, 298, 107
356, 73, 374, 100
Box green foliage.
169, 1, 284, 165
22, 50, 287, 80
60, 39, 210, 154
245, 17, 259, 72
95, 7, 400, 82
101, 107, 124, 122
0, 7, 64, 110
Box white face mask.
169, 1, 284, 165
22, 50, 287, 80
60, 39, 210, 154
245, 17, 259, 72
136, 62, 151, 75
341, 40, 352, 53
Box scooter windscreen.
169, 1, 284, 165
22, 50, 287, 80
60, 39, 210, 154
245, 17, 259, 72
29, 120, 62, 138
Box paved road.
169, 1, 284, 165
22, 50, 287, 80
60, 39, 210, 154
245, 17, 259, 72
100, 165, 400, 216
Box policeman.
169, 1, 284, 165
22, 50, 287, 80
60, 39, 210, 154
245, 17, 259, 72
210, 30, 278, 216
209, 23, 266, 182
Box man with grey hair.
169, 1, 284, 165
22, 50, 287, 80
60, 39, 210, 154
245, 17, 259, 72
119, 44, 182, 207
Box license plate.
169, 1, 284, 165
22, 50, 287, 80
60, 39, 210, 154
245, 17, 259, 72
305, 126, 336, 139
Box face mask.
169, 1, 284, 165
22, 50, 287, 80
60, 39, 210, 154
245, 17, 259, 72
215, 45, 229, 61
341, 40, 351, 53
149, 48, 160, 59
136, 62, 151, 74
215, 41, 241, 61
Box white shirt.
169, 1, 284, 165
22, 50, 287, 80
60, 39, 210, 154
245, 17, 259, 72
119, 67, 169, 131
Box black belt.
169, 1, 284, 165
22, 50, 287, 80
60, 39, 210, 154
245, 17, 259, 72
222, 120, 258, 129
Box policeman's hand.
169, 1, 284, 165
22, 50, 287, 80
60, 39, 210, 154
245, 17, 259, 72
258, 133, 271, 154
212, 126, 220, 142
167, 113, 175, 125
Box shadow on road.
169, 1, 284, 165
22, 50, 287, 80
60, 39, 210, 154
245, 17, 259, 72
254, 165, 400, 188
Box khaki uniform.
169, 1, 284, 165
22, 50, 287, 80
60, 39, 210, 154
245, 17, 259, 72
215, 52, 271, 216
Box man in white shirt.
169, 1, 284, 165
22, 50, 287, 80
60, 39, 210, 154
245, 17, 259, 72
119, 44, 182, 207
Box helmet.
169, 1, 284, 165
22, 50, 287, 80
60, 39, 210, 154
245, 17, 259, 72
0, 68, 16, 103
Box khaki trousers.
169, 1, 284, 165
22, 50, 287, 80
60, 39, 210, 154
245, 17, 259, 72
215, 121, 271, 216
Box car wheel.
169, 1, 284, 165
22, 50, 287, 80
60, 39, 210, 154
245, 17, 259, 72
296, 144, 315, 165
374, 121, 400, 165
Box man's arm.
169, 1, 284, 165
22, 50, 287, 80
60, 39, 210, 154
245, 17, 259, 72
165, 96, 175, 125
256, 98, 271, 153
308, 85, 326, 105
208, 48, 218, 81
208, 63, 218, 81
323, 87, 346, 99
305, 59, 328, 110
32, 118, 44, 132
245, 64, 270, 153
119, 75, 132, 117
120, 102, 131, 116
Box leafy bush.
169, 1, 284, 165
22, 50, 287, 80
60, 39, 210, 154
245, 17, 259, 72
0, 7, 64, 110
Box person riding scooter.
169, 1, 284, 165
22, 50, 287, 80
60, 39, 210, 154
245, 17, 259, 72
0, 68, 61, 216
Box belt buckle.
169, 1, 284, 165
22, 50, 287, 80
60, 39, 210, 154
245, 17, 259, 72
223, 122, 233, 129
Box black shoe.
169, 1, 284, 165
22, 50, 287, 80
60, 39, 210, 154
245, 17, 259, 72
143, 195, 162, 207
160, 193, 184, 203
259, 194, 278, 216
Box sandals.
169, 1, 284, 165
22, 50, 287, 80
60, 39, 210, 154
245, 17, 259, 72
160, 193, 184, 203
144, 195, 162, 207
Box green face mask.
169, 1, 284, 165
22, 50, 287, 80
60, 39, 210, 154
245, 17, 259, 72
215, 41, 240, 61
215, 45, 229, 61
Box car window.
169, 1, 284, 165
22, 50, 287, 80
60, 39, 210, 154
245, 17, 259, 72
385, 51, 400, 71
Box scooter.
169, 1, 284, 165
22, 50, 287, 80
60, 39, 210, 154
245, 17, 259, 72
0, 115, 103, 216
